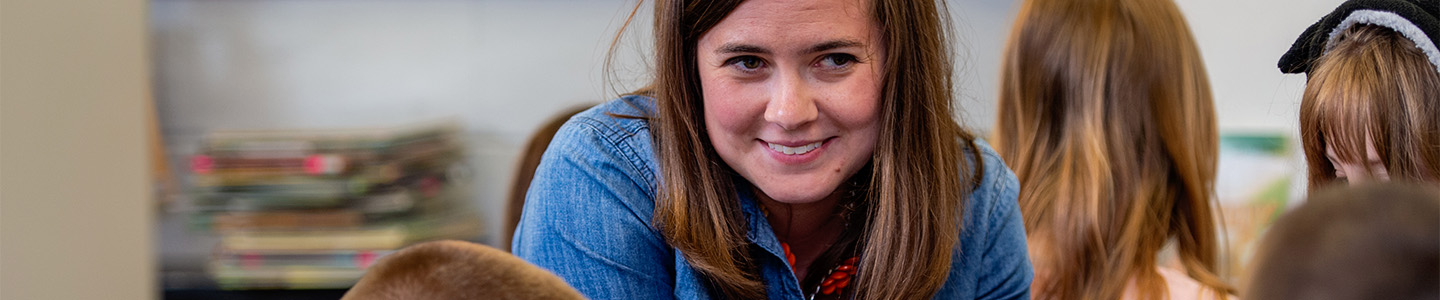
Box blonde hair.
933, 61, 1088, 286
623, 0, 981, 298
992, 0, 1232, 299
1300, 24, 1440, 190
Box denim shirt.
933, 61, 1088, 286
513, 96, 1032, 299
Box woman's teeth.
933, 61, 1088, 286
767, 141, 823, 155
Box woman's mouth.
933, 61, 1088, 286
766, 140, 825, 155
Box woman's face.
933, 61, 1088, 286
697, 0, 885, 204
1325, 135, 1390, 185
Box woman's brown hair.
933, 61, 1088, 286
1299, 24, 1440, 190
615, 0, 981, 298
991, 0, 1232, 299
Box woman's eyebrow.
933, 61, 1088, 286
717, 43, 769, 55
715, 39, 865, 56
803, 40, 863, 54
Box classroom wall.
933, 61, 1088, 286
151, 0, 658, 252
1, 0, 155, 299
149, 0, 1343, 251
953, 0, 1344, 133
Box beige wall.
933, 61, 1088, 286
1, 0, 155, 299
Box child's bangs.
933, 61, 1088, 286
1303, 55, 1382, 166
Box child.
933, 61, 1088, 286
1244, 182, 1439, 299
1279, 0, 1440, 189
342, 240, 583, 300
992, 0, 1235, 298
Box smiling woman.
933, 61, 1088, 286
509, 0, 1032, 299
698, 1, 883, 207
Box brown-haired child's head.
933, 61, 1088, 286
1300, 24, 1440, 190
342, 240, 583, 300
1245, 182, 1440, 300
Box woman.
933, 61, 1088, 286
512, 0, 1031, 299
991, 0, 1233, 299
1278, 0, 1440, 189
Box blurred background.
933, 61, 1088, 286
2, 0, 1343, 299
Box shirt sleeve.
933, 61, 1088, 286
974, 159, 1033, 300
510, 116, 675, 299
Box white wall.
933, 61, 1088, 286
152, 0, 653, 137
947, 0, 1346, 133
151, 0, 1343, 251
1, 0, 155, 299
1175, 0, 1345, 132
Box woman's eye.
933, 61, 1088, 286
818, 53, 858, 70
727, 56, 765, 72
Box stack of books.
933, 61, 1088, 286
186, 122, 482, 289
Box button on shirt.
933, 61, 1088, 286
512, 95, 1033, 299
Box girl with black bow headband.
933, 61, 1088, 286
1279, 0, 1440, 189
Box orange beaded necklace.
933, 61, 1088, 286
765, 207, 862, 298
780, 243, 859, 297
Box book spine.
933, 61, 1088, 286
220, 227, 407, 251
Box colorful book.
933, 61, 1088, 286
220, 227, 408, 251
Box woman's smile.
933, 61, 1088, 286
764, 139, 825, 156
759, 137, 834, 165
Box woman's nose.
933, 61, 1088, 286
763, 72, 818, 130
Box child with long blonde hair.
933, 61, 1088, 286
993, 0, 1235, 298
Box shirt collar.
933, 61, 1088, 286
735, 179, 786, 262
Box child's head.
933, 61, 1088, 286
342, 240, 583, 300
1279, 0, 1440, 190
1300, 24, 1440, 189
1245, 182, 1440, 300
994, 0, 1231, 298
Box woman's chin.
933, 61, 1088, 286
754, 185, 840, 204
